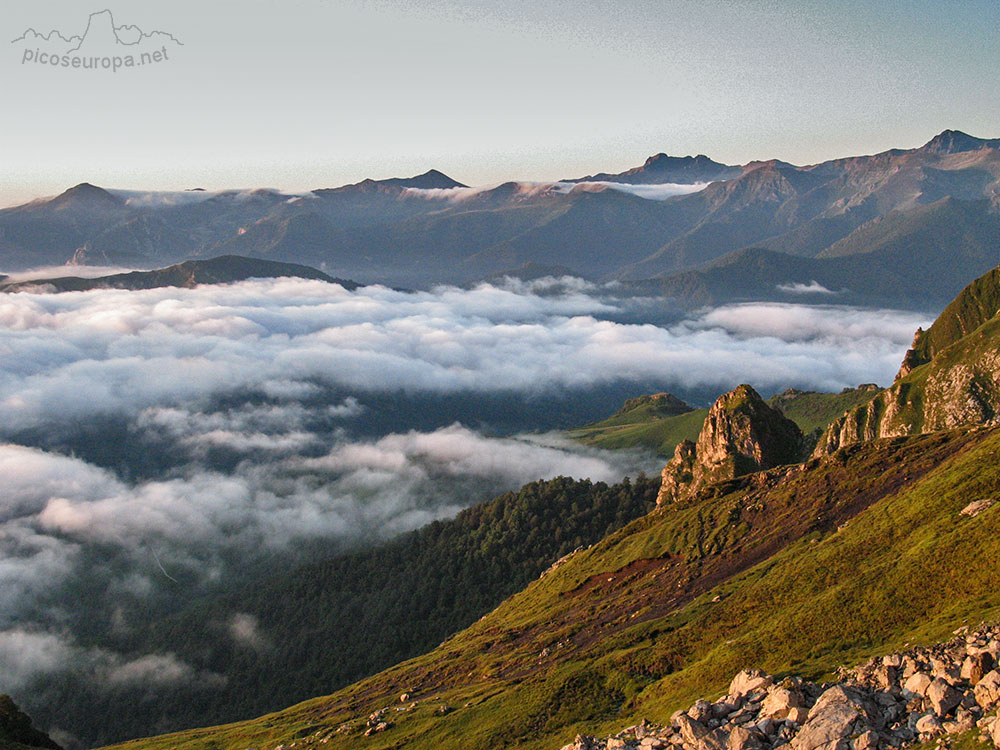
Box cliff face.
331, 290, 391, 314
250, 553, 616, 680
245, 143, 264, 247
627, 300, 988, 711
656, 384, 802, 506
816, 265, 1000, 456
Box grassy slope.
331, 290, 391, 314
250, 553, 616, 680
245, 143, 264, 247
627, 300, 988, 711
568, 408, 709, 456
910, 264, 1000, 364
569, 387, 880, 456
110, 424, 1000, 750
766, 388, 881, 435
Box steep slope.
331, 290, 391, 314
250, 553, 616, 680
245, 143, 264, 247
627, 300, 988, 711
0, 256, 353, 293
568, 388, 880, 457
109, 424, 1000, 750
817, 264, 1000, 454
40, 477, 659, 748
626, 197, 1000, 311
0, 696, 61, 750
104, 255, 1000, 750
897, 264, 1000, 375
619, 132, 1000, 281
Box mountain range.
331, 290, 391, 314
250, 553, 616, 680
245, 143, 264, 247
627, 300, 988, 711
3, 130, 1000, 308
0, 256, 355, 294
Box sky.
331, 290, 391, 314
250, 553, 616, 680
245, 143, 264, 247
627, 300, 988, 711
2, 0, 999, 206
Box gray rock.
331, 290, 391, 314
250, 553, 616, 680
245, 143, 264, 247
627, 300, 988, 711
851, 730, 878, 750
902, 672, 931, 698
962, 652, 995, 684
791, 686, 881, 750
727, 726, 763, 750
974, 670, 1000, 709
689, 701, 714, 723
913, 713, 942, 736
761, 686, 807, 721
729, 670, 775, 698
697, 728, 731, 750
677, 715, 710, 746
925, 678, 962, 716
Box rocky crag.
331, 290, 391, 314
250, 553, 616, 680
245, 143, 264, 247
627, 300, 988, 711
657, 385, 802, 506
816, 264, 1000, 455
559, 623, 1000, 750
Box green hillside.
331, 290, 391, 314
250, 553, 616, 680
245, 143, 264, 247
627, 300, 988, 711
108, 424, 1000, 750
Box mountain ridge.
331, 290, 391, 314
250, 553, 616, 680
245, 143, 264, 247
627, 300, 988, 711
4, 130, 1000, 302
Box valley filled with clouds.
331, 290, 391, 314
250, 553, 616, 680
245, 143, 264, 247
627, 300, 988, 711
0, 276, 928, 742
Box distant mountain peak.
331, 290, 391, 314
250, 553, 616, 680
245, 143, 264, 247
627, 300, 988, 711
319, 169, 467, 195
404, 169, 467, 189
48, 182, 124, 209
642, 153, 717, 168
921, 129, 1000, 155
567, 153, 740, 185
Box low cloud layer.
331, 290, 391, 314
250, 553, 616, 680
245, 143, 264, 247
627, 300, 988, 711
0, 277, 930, 708
402, 180, 707, 202
0, 280, 928, 433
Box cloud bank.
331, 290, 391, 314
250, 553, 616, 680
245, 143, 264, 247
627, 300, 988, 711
0, 280, 928, 433
0, 277, 930, 704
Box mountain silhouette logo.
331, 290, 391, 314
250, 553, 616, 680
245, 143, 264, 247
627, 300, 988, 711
13, 9, 182, 72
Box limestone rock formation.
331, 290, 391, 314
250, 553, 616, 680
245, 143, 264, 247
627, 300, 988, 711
557, 622, 1000, 750
656, 385, 802, 506
816, 264, 1000, 457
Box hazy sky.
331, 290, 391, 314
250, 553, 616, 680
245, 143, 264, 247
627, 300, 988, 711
3, 0, 998, 205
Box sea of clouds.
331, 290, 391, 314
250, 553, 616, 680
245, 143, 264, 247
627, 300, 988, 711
0, 276, 931, 701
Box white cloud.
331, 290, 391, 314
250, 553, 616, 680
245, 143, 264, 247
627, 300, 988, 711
0, 278, 931, 670
0, 281, 929, 436
0, 627, 220, 692
402, 180, 707, 203
227, 613, 269, 651
777, 280, 839, 295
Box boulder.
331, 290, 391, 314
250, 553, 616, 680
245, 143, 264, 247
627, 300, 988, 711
926, 678, 962, 716
729, 670, 775, 698
697, 727, 731, 750
656, 385, 802, 506
760, 686, 807, 721
850, 730, 878, 750
962, 652, 995, 685
677, 715, 710, 746
990, 716, 1000, 749
689, 700, 714, 723
560, 735, 598, 750
914, 713, 942, 736
727, 726, 763, 750
791, 686, 881, 750
974, 670, 1000, 710
902, 672, 931, 698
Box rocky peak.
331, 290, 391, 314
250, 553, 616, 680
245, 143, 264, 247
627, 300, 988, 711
656, 385, 803, 506
921, 129, 1000, 155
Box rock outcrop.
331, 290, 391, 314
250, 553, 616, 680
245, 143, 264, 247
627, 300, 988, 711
817, 263, 1000, 457
558, 623, 1000, 750
657, 385, 802, 506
